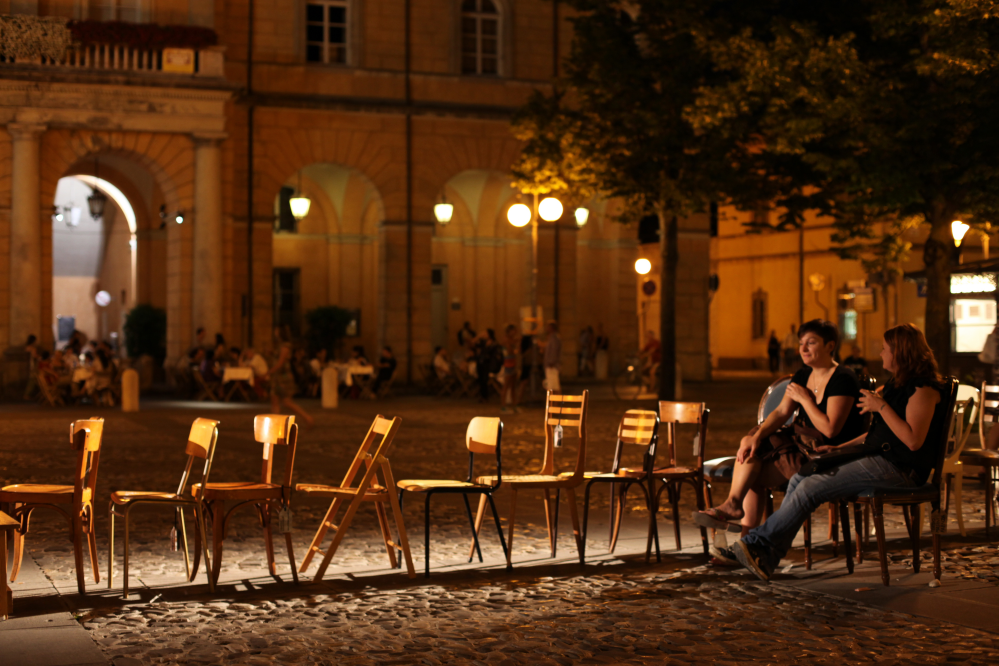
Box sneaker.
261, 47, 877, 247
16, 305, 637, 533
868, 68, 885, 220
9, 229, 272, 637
733, 539, 773, 582
708, 545, 739, 567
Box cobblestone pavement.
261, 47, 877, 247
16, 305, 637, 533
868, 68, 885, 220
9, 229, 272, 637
3, 377, 999, 664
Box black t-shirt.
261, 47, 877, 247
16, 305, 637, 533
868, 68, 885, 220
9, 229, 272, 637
378, 356, 397, 380
790, 365, 866, 446
866, 377, 947, 485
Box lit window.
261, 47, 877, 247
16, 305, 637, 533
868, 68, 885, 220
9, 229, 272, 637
461, 0, 500, 75
952, 298, 996, 353
306, 1, 349, 65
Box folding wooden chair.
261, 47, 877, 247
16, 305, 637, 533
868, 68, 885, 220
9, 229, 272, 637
0, 418, 104, 595
297, 415, 415, 582
192, 414, 299, 585
398, 416, 508, 576
580, 409, 660, 562
192, 367, 220, 402
36, 372, 65, 407
108, 418, 219, 598
471, 391, 590, 567
653, 401, 710, 555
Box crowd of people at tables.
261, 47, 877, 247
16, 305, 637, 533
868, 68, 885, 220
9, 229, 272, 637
25, 331, 123, 405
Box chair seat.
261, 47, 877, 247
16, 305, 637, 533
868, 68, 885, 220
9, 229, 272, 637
578, 469, 649, 481
191, 482, 282, 501
475, 474, 569, 487
0, 484, 76, 505
703, 456, 736, 480
110, 490, 191, 505
296, 483, 389, 499
855, 483, 938, 503
960, 449, 999, 465
654, 466, 699, 478
396, 479, 491, 492
0, 511, 17, 530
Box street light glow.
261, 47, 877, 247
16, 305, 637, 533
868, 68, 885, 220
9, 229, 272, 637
538, 197, 563, 222
290, 195, 312, 220
434, 203, 454, 225
574, 207, 589, 228
952, 219, 970, 247
635, 258, 652, 275
508, 203, 532, 227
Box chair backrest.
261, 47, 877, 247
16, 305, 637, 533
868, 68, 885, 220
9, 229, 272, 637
466, 416, 503, 485
929, 377, 961, 490
70, 417, 104, 502
176, 418, 220, 497
542, 390, 588, 479
658, 401, 709, 469
978, 382, 999, 448
758, 375, 795, 426
945, 385, 979, 462
254, 414, 298, 488
611, 409, 659, 474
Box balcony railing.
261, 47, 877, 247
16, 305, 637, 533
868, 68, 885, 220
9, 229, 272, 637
0, 15, 224, 78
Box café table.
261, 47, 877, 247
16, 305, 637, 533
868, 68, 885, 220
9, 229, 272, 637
222, 366, 256, 402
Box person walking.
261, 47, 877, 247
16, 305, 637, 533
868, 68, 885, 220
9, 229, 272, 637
543, 320, 562, 393
265, 327, 314, 428
767, 330, 781, 374
501, 324, 521, 412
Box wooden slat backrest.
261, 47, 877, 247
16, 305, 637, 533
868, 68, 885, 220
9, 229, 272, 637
979, 384, 999, 452
70, 417, 104, 501
541, 390, 588, 478
337, 415, 402, 491
254, 414, 298, 488
466, 417, 501, 454
946, 385, 978, 460
658, 401, 709, 468
618, 410, 658, 448
178, 418, 220, 497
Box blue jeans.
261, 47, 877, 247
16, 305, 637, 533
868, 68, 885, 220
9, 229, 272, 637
742, 455, 915, 571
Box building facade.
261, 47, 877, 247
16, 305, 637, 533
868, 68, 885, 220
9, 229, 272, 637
0, 0, 713, 385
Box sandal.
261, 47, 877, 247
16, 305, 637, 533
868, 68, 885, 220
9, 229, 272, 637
692, 508, 743, 533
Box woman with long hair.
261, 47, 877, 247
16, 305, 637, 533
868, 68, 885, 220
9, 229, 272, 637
728, 323, 949, 582
265, 326, 315, 428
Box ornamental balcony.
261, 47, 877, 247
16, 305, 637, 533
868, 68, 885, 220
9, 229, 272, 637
0, 15, 225, 80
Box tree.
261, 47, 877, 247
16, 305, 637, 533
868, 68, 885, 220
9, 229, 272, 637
305, 306, 354, 357
123, 304, 166, 361
512, 1, 776, 399
690, 1, 999, 371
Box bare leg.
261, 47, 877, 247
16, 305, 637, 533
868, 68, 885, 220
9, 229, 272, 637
708, 457, 764, 521
281, 397, 315, 427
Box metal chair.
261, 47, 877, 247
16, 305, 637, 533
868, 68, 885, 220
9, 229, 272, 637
654, 402, 710, 555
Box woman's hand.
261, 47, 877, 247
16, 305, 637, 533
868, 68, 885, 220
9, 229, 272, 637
858, 388, 887, 415
813, 444, 837, 455
784, 382, 814, 405
736, 433, 758, 464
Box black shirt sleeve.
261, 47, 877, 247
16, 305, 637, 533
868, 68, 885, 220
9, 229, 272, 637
790, 366, 811, 387
825, 368, 860, 399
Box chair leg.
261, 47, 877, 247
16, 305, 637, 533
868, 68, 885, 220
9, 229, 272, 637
283, 516, 299, 585
72, 511, 86, 595
839, 501, 853, 575
423, 494, 432, 578
262, 504, 277, 577
462, 494, 483, 564
177, 507, 191, 581
384, 479, 416, 579
670, 484, 682, 551
122, 508, 131, 598
873, 499, 890, 586
804, 516, 812, 570
300, 497, 344, 573
607, 481, 615, 547
853, 503, 864, 564
694, 478, 708, 556
564, 487, 584, 566
107, 505, 115, 589
553, 489, 561, 559
10, 508, 25, 582
505, 488, 518, 569
211, 501, 225, 586
610, 483, 627, 553
908, 506, 921, 574
543, 489, 555, 558
829, 503, 839, 558
986, 467, 995, 540
468, 494, 487, 561
86, 517, 99, 584
486, 494, 509, 567
954, 471, 966, 537
582, 481, 593, 563
863, 504, 871, 550
375, 500, 399, 570
194, 503, 214, 592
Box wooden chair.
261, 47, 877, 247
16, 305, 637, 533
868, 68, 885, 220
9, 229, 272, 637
36, 372, 65, 407
960, 382, 999, 538
473, 391, 589, 568
934, 385, 979, 537
108, 418, 219, 598
0, 418, 104, 595
1, 511, 16, 619
579, 409, 660, 563
192, 367, 220, 402
397, 417, 509, 576
191, 414, 299, 585
297, 415, 415, 582
843, 377, 960, 586
653, 402, 710, 555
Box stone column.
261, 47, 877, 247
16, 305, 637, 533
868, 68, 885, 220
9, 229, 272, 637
192, 133, 226, 338
8, 123, 46, 347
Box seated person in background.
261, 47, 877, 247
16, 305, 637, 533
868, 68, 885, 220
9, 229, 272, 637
639, 330, 662, 376
694, 319, 866, 553
349, 345, 369, 367
240, 347, 270, 398
311, 349, 328, 377
433, 346, 452, 380
200, 348, 221, 383
729, 323, 947, 581
842, 344, 869, 378
371, 346, 397, 393
37, 351, 58, 389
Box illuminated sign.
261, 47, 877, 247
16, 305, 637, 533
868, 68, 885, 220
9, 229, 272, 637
951, 273, 997, 294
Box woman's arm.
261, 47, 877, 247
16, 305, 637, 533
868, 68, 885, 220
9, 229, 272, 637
794, 394, 855, 439
737, 391, 798, 462
859, 386, 940, 451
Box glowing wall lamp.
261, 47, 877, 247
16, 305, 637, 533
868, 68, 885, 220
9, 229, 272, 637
433, 196, 454, 225
289, 170, 311, 221
952, 219, 970, 247
574, 207, 589, 228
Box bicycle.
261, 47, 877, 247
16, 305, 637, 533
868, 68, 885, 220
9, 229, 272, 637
614, 357, 660, 400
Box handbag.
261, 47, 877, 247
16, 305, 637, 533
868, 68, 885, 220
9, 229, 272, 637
799, 441, 886, 476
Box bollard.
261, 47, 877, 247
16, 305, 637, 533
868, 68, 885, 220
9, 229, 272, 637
322, 366, 338, 409
121, 368, 140, 412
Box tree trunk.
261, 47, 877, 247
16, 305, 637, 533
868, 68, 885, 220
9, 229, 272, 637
923, 213, 953, 376
659, 212, 678, 400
